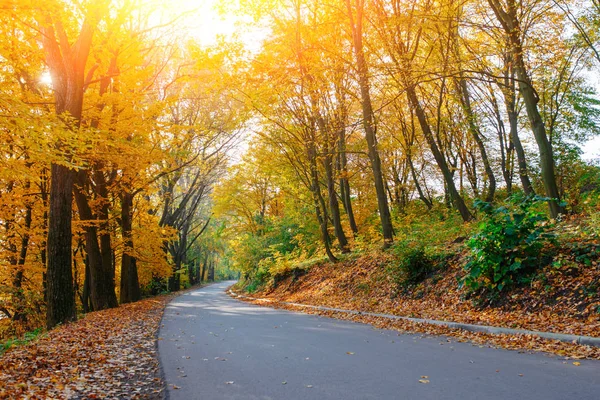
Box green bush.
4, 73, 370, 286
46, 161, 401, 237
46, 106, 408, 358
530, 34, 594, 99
461, 196, 555, 298
1, 327, 43, 355
245, 266, 270, 293
389, 246, 436, 288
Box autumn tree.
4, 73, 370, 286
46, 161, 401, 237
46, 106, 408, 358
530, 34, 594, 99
486, 0, 564, 217
370, 0, 473, 221
36, 0, 111, 328
345, 0, 395, 244
155, 42, 245, 291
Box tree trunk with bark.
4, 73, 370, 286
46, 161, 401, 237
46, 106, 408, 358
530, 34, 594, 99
45, 164, 77, 328
308, 141, 337, 262
320, 121, 349, 253
120, 191, 141, 303
455, 78, 496, 202
40, 7, 103, 329
337, 127, 359, 234
346, 0, 394, 247
200, 253, 208, 282
489, 88, 514, 196
208, 260, 215, 282
406, 85, 473, 221
407, 153, 433, 210
502, 61, 535, 196
489, 0, 563, 216
73, 171, 118, 310
81, 256, 92, 313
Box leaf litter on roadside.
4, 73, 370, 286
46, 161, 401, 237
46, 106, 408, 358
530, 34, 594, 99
0, 295, 175, 399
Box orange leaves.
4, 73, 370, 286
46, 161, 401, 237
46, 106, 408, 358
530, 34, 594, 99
0, 295, 172, 399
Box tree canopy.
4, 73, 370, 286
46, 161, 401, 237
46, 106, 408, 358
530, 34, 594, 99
1, 0, 599, 335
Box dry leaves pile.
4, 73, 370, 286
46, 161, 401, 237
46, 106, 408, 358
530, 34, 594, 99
237, 250, 600, 359
0, 296, 171, 399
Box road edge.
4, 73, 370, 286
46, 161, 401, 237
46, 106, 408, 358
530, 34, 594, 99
157, 282, 221, 400
228, 290, 600, 348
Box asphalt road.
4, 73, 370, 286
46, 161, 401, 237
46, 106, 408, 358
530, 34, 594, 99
158, 281, 600, 400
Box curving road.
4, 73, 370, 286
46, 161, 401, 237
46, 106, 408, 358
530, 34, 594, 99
158, 281, 600, 400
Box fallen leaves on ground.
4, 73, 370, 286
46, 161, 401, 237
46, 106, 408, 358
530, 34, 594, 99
0, 295, 174, 399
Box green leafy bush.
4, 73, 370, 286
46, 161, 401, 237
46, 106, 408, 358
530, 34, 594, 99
389, 246, 436, 288
461, 196, 555, 298
244, 265, 271, 293
1, 327, 43, 355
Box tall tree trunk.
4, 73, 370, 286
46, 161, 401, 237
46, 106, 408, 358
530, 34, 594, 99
208, 260, 215, 282
337, 127, 358, 234
11, 190, 32, 322
321, 125, 349, 253
168, 246, 182, 292
82, 256, 92, 313
455, 78, 496, 202
346, 0, 394, 247
449, 0, 495, 202
406, 85, 473, 221
489, 0, 563, 217
41, 174, 48, 303
325, 154, 349, 253
407, 152, 432, 210
333, 73, 358, 235
403, 110, 433, 210
400, 158, 410, 210
308, 141, 337, 262
120, 191, 141, 303
499, 128, 514, 197
73, 171, 118, 310
489, 90, 514, 196
502, 63, 535, 196
168, 223, 190, 292
40, 8, 101, 329
509, 110, 534, 196
94, 169, 118, 304
391, 162, 402, 208
45, 164, 76, 328
200, 253, 208, 282
188, 260, 196, 286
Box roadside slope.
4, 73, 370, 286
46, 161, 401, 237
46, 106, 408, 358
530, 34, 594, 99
238, 252, 600, 358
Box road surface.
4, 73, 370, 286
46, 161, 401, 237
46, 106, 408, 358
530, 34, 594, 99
158, 281, 600, 399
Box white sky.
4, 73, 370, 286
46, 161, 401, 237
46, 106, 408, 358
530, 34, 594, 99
156, 0, 265, 49
173, 0, 237, 46
583, 136, 600, 161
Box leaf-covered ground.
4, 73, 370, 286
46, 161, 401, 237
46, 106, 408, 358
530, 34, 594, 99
0, 296, 172, 399
236, 239, 600, 359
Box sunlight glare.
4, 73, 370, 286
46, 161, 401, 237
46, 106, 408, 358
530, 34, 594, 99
161, 0, 237, 46
40, 71, 52, 86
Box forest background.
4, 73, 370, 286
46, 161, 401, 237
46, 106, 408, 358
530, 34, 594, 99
1, 0, 599, 342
